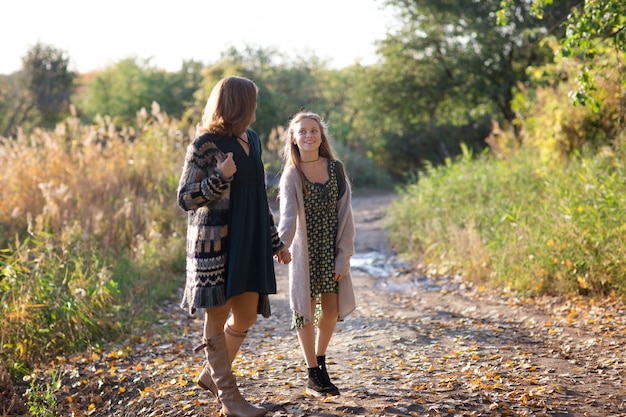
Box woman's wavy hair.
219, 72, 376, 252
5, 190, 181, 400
197, 76, 257, 137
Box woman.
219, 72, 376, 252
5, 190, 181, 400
177, 76, 290, 416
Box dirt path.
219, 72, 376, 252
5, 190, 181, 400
11, 191, 626, 416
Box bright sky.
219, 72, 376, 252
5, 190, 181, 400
0, 0, 397, 75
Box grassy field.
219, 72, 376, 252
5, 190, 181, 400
388, 141, 626, 298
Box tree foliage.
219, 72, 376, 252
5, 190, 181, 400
0, 43, 76, 137
352, 0, 571, 173
499, 0, 626, 110
4, 0, 621, 179
74, 57, 203, 125
377, 0, 577, 125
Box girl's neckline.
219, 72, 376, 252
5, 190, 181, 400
301, 159, 332, 186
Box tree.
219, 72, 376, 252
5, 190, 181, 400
0, 73, 30, 137
348, 0, 581, 173
0, 43, 76, 137
375, 0, 578, 127
500, 0, 626, 111
164, 59, 204, 125
74, 58, 203, 125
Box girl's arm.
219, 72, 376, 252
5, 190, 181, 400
334, 178, 355, 276
278, 167, 300, 248
177, 142, 232, 211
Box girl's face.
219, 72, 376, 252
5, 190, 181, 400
294, 118, 322, 152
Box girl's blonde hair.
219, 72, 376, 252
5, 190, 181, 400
197, 76, 258, 137
281, 111, 339, 170
281, 111, 348, 197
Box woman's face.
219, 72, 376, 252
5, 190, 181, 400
251, 101, 257, 124
294, 118, 322, 152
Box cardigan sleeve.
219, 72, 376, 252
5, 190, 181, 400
278, 166, 300, 248
176, 139, 232, 212
334, 173, 355, 276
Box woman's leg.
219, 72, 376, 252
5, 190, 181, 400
203, 302, 231, 338
225, 292, 259, 361
313, 292, 340, 395
200, 299, 265, 416
315, 292, 339, 357
197, 302, 231, 393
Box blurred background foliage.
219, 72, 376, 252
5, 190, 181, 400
0, 0, 624, 380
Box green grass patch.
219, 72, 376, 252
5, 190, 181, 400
388, 142, 626, 298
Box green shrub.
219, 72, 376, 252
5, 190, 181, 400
388, 140, 626, 297
498, 38, 625, 162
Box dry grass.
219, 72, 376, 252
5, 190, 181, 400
0, 104, 188, 376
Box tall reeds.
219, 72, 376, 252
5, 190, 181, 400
0, 104, 188, 377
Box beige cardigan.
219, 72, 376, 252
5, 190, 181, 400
277, 163, 356, 324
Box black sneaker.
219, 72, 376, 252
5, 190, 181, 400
305, 366, 340, 397
316, 356, 340, 394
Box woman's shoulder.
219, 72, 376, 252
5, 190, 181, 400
246, 129, 259, 139
329, 159, 346, 176
192, 132, 220, 148
330, 159, 348, 197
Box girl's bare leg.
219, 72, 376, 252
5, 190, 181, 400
315, 292, 339, 356
296, 299, 320, 368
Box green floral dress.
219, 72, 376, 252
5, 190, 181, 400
292, 160, 340, 329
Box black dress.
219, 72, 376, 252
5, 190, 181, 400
214, 130, 277, 301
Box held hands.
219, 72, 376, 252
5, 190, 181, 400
215, 152, 236, 178
273, 249, 343, 278
274, 247, 291, 264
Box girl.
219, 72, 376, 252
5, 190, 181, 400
177, 76, 290, 417
278, 111, 355, 396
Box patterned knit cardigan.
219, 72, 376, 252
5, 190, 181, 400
177, 132, 283, 315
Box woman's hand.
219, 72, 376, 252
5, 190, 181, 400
334, 272, 343, 282
216, 152, 236, 178
274, 247, 292, 264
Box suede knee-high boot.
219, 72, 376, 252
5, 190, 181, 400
196, 323, 248, 396
195, 341, 218, 396
204, 333, 265, 417
224, 322, 248, 362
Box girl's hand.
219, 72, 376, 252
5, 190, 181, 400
216, 152, 236, 178
334, 273, 343, 282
